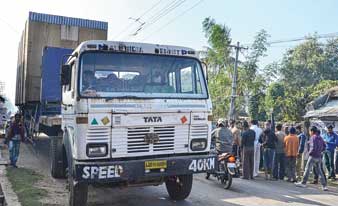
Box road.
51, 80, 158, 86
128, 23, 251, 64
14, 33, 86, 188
18, 136, 338, 206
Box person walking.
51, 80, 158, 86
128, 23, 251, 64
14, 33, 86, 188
6, 113, 25, 168
273, 124, 286, 180
250, 120, 263, 177
311, 130, 327, 184
241, 121, 256, 180
259, 122, 278, 180
323, 125, 338, 180
295, 126, 328, 191
296, 125, 307, 181
284, 127, 299, 182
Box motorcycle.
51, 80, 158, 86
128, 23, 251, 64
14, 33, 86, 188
205, 134, 240, 189
205, 152, 239, 189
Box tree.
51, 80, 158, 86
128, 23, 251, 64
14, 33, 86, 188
202, 18, 270, 120
263, 36, 338, 121
243, 30, 270, 120
265, 83, 285, 121
202, 17, 233, 119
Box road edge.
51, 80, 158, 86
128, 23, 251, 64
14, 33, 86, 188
0, 143, 22, 206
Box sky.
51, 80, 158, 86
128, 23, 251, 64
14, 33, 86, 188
1, 0, 338, 105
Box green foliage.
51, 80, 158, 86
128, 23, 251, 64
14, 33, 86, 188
265, 83, 285, 121
203, 18, 269, 119
7, 167, 47, 206
264, 36, 338, 121
309, 80, 338, 99
203, 17, 338, 122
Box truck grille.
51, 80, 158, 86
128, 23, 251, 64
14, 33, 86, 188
190, 125, 208, 138
87, 127, 110, 141
127, 126, 175, 153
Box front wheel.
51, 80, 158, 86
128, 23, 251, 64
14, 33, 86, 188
50, 136, 66, 178
165, 174, 193, 201
223, 172, 232, 189
68, 175, 88, 206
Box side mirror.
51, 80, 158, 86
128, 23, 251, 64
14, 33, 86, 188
61, 65, 71, 85
201, 62, 208, 83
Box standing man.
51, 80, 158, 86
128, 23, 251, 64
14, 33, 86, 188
212, 119, 234, 154
6, 113, 25, 168
296, 126, 328, 191
230, 120, 241, 158
241, 121, 256, 179
273, 124, 286, 180
284, 127, 299, 182
296, 125, 307, 181
250, 120, 263, 177
259, 122, 278, 180
323, 125, 338, 180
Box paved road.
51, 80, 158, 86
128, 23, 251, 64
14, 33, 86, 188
19, 137, 338, 206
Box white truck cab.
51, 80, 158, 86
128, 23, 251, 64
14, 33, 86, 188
54, 40, 215, 206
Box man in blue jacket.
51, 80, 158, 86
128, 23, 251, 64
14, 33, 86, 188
296, 125, 306, 181
323, 125, 338, 180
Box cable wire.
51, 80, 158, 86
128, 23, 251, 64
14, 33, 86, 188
141, 0, 204, 41
128, 0, 186, 39
112, 0, 163, 40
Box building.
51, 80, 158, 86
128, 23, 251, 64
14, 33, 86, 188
304, 86, 338, 132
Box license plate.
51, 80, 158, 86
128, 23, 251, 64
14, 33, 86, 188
145, 160, 167, 170
227, 163, 236, 168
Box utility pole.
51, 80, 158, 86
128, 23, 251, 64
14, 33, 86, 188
228, 42, 247, 121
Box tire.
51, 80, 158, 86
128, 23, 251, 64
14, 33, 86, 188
68, 175, 88, 206
50, 136, 66, 178
223, 172, 232, 189
165, 174, 193, 201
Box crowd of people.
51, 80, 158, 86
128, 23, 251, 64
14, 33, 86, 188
212, 119, 338, 191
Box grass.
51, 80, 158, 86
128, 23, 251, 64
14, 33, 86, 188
6, 167, 48, 206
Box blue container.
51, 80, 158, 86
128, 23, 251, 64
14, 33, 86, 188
40, 47, 73, 115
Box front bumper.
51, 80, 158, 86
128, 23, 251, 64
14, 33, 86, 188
74, 154, 217, 183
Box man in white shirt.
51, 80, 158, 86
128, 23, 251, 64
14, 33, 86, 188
250, 120, 263, 177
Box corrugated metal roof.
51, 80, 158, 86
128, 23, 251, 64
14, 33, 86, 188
29, 12, 108, 30
304, 99, 338, 119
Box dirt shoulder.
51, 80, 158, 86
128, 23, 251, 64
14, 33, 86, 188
4, 139, 68, 206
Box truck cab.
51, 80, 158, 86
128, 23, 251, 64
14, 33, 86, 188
54, 40, 215, 206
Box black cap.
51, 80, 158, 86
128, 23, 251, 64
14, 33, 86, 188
290, 127, 296, 134
310, 126, 318, 133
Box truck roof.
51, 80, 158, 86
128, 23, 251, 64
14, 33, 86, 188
73, 40, 199, 58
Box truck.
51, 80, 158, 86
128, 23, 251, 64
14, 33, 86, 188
16, 12, 215, 206
57, 40, 215, 205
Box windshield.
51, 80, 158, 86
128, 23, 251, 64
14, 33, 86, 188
79, 52, 208, 99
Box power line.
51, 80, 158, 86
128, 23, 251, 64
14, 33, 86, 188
142, 0, 181, 26
243, 32, 338, 47
141, 0, 204, 41
268, 32, 338, 44
128, 0, 186, 39
0, 17, 19, 34
112, 0, 163, 40
121, 0, 180, 40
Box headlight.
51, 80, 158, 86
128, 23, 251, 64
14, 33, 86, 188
190, 138, 207, 151
86, 144, 108, 157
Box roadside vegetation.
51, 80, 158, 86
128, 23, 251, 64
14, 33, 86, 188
6, 167, 47, 206
203, 17, 338, 121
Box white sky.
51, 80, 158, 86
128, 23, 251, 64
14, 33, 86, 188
1, 0, 337, 105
